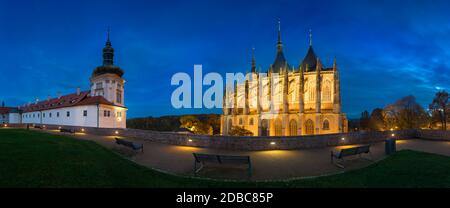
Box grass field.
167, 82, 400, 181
1, 128, 450, 188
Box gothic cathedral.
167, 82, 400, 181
221, 22, 348, 136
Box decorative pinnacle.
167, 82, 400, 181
251, 47, 256, 73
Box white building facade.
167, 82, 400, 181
15, 33, 127, 129
0, 105, 22, 124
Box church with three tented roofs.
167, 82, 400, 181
0, 31, 127, 129
221, 20, 348, 136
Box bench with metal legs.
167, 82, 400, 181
193, 153, 252, 178
331, 144, 373, 168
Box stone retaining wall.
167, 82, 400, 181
1, 123, 27, 128
416, 130, 450, 141
5, 124, 448, 150
5, 124, 421, 150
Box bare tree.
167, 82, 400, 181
429, 91, 449, 130
384, 95, 429, 129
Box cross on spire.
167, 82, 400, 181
309, 29, 312, 46
278, 18, 281, 32
107, 26, 111, 41
277, 18, 281, 44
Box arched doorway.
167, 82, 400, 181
305, 119, 314, 135
261, 119, 268, 136
289, 119, 297, 136
275, 119, 282, 136
323, 119, 330, 130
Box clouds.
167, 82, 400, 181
0, 0, 449, 118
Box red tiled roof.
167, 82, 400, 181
18, 91, 115, 113
0, 107, 13, 114
76, 95, 113, 106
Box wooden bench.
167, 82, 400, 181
114, 138, 143, 152
331, 145, 372, 168
60, 128, 75, 134
192, 153, 252, 178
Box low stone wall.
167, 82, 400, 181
0, 123, 27, 128
6, 124, 437, 150
131, 129, 417, 150
416, 130, 450, 141
11, 124, 419, 150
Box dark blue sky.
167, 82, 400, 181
1, 0, 449, 118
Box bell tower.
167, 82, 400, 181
90, 28, 125, 107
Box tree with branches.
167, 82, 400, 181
429, 91, 449, 130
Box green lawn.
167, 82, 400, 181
1, 128, 450, 188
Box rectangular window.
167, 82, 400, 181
43, 113, 45, 118
116, 90, 122, 104
83, 110, 87, 117
96, 82, 103, 89
49, 113, 52, 118
66, 111, 70, 117
57, 112, 60, 117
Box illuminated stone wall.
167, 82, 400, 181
416, 130, 450, 141
6, 125, 448, 151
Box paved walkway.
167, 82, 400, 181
37, 129, 450, 180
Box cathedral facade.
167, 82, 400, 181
220, 24, 348, 136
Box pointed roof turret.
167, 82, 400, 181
92, 28, 124, 77
270, 18, 290, 73
300, 29, 319, 72
102, 27, 114, 66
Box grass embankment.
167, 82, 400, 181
1, 128, 449, 187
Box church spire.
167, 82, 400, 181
270, 18, 289, 73
106, 27, 111, 45
309, 29, 312, 46
251, 47, 256, 73
103, 27, 114, 66
277, 18, 283, 52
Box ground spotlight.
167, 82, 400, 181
270, 141, 276, 145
